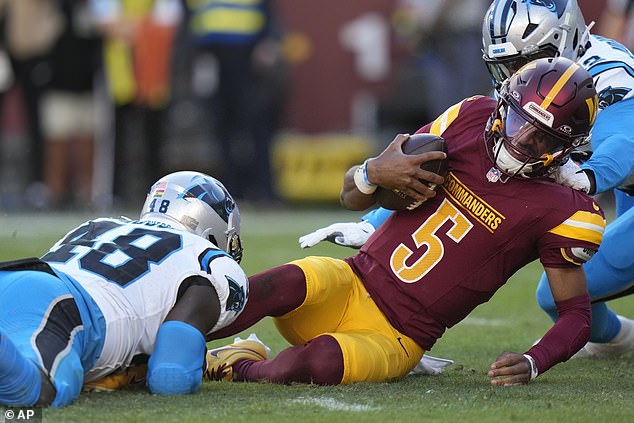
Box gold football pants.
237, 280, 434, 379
274, 256, 424, 384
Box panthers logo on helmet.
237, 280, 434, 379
526, 0, 562, 16
225, 276, 246, 313
180, 178, 235, 223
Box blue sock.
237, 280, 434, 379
589, 303, 621, 343
0, 332, 42, 406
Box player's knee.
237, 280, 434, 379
0, 360, 41, 406
50, 353, 84, 407
147, 364, 202, 395
50, 378, 82, 408
0, 333, 58, 407
250, 264, 307, 316
302, 335, 344, 385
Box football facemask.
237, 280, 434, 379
489, 104, 573, 178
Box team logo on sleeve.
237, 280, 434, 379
597, 86, 631, 109
225, 276, 246, 313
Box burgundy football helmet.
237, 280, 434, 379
485, 56, 597, 179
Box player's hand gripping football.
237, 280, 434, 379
487, 351, 532, 386
299, 221, 375, 248
367, 134, 446, 203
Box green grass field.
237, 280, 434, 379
1, 207, 632, 422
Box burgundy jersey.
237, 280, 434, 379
346, 96, 605, 350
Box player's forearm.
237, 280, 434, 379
525, 293, 591, 375
340, 166, 377, 211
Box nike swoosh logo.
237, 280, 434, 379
208, 347, 266, 360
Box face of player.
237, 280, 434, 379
503, 107, 563, 161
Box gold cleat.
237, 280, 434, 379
204, 334, 269, 381
83, 364, 148, 392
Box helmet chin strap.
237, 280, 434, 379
578, 21, 594, 57
491, 118, 503, 133
540, 153, 555, 167
493, 139, 534, 178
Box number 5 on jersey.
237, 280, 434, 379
390, 199, 473, 283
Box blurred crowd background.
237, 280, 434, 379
0, 0, 627, 212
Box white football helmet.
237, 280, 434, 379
482, 0, 590, 88
140, 171, 243, 263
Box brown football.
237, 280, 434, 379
374, 133, 448, 211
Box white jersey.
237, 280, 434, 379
581, 35, 634, 109
42, 218, 248, 382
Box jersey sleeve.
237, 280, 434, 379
361, 207, 394, 228
416, 95, 489, 136
581, 98, 634, 193
538, 208, 606, 267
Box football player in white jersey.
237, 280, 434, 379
0, 171, 250, 407
299, 0, 634, 362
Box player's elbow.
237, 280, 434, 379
147, 364, 202, 395
147, 320, 206, 395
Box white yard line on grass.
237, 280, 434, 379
461, 316, 509, 326
291, 397, 381, 412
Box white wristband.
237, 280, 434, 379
523, 354, 538, 381
354, 160, 377, 194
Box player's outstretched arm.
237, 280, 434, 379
298, 208, 395, 249
489, 266, 591, 386
147, 280, 221, 395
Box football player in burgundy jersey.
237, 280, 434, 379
206, 57, 605, 386
302, 0, 634, 362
